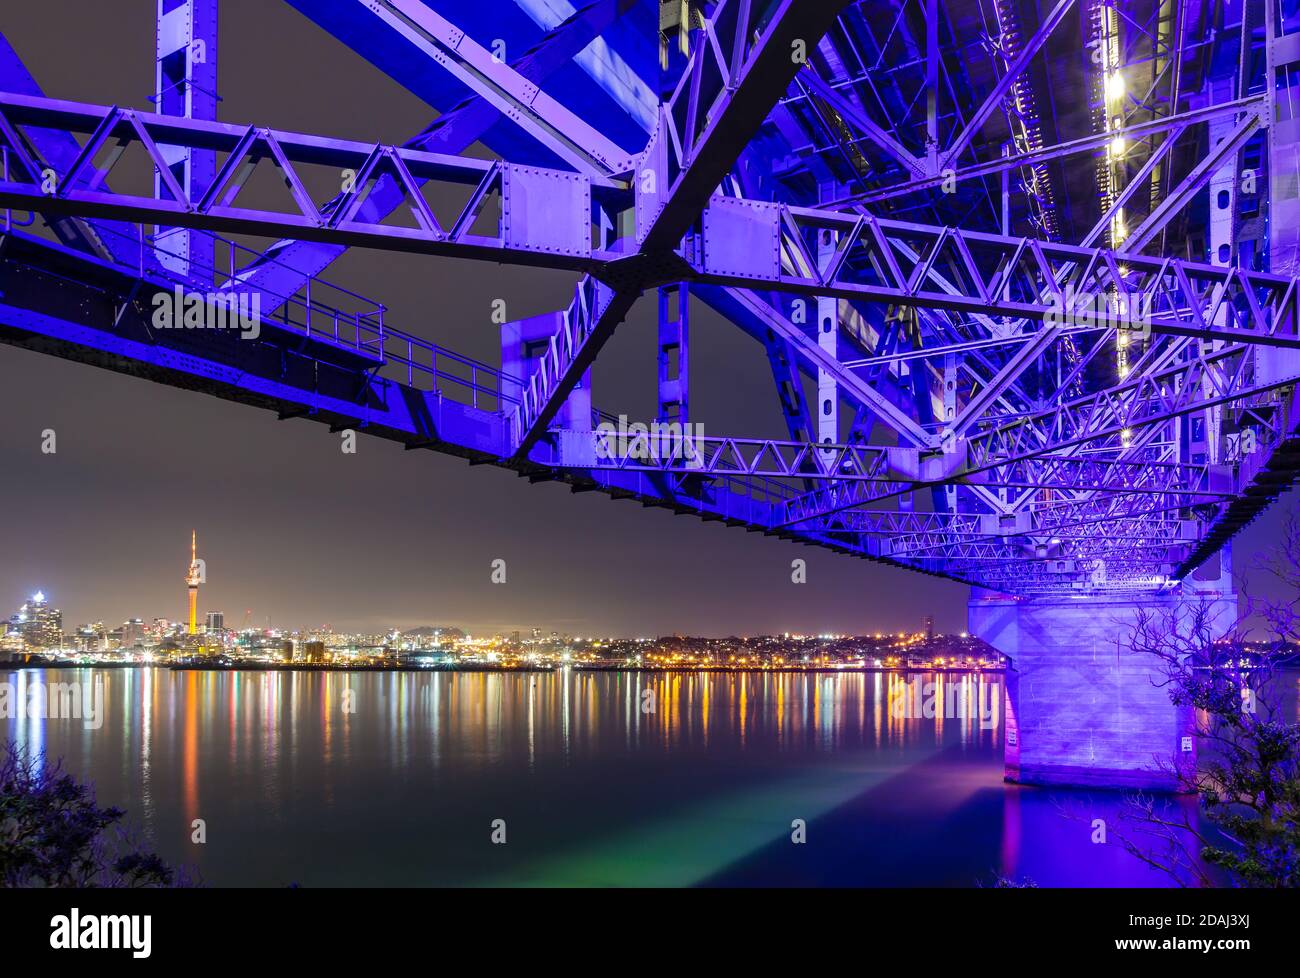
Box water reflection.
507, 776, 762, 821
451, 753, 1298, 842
0, 667, 1261, 886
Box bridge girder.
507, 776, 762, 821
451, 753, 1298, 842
0, 0, 1292, 596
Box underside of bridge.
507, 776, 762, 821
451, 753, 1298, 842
0, 0, 1296, 788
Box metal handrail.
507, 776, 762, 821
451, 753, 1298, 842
90, 222, 522, 410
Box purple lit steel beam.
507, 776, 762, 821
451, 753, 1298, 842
563, 426, 1226, 506
1121, 108, 1265, 254
516, 0, 853, 457
0, 94, 617, 272
6, 94, 1300, 352
945, 325, 1062, 439
830, 506, 1205, 588
776, 342, 1278, 528
153, 0, 217, 281
794, 69, 927, 178
371, 0, 634, 175
828, 498, 1202, 546
718, 286, 933, 448
227, 0, 636, 311
657, 283, 689, 423
777, 451, 1228, 531
986, 0, 1060, 239
910, 540, 1190, 567
941, 0, 1076, 168
764, 330, 815, 445
285, 0, 646, 453
637, 0, 853, 250
1081, 121, 1190, 247
510, 277, 639, 453
822, 97, 1261, 210
0, 225, 512, 446
965, 344, 1279, 469
686, 208, 1300, 349
882, 520, 1195, 557
0, 32, 139, 264
891, 527, 1190, 561
574, 434, 900, 483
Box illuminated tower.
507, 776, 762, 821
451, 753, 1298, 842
186, 531, 201, 635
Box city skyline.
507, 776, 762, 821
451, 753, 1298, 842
0, 423, 1290, 637
0, 452, 1288, 636
0, 577, 968, 643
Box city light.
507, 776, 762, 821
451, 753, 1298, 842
2, 585, 1008, 674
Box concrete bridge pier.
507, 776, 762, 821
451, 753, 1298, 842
968, 575, 1238, 791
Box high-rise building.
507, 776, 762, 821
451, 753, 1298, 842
75, 623, 107, 653
924, 615, 935, 641
0, 628, 22, 655
186, 531, 201, 635
206, 611, 224, 634
30, 592, 63, 648
10, 591, 63, 649
120, 619, 146, 649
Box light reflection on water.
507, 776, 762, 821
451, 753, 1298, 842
0, 667, 1241, 887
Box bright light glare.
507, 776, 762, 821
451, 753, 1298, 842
1104, 72, 1125, 102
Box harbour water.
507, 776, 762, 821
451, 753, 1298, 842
0, 667, 1226, 886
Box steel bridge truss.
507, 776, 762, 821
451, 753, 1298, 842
0, 0, 1296, 595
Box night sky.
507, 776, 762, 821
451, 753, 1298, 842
0, 1, 1290, 637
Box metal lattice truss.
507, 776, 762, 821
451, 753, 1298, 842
0, 0, 1294, 595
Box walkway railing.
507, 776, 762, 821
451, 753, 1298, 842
71, 221, 523, 413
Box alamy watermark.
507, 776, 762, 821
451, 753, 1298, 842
50, 909, 150, 958
594, 415, 706, 469
0, 673, 104, 730
151, 285, 261, 340
888, 676, 999, 730
1044, 284, 1153, 338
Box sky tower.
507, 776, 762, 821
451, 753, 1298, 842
186, 530, 201, 635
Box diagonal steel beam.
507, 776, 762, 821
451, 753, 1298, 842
379, 0, 633, 175
516, 0, 853, 457
1081, 121, 1189, 248
639, 0, 853, 251
795, 69, 927, 178
723, 287, 934, 447
941, 0, 1076, 168
229, 0, 636, 311
1121, 107, 1264, 254
946, 326, 1061, 438
823, 97, 1264, 210
0, 32, 139, 264
511, 277, 638, 456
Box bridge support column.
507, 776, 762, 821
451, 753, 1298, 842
968, 584, 1237, 791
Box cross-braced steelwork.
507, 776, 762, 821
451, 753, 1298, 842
1, 0, 1297, 596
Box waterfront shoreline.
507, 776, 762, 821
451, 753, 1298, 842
2, 661, 1006, 674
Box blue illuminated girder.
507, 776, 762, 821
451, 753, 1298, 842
0, 0, 1294, 598
0, 84, 1293, 590
222, 0, 638, 313
0, 94, 1290, 341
